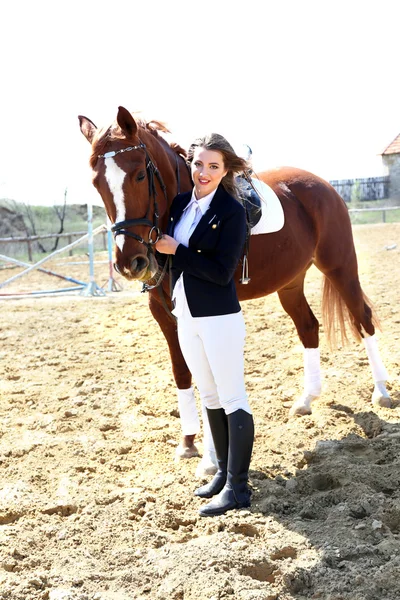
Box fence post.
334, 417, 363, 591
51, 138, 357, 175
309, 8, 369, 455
68, 235, 73, 256
79, 202, 105, 297
382, 210, 386, 223
27, 237, 32, 262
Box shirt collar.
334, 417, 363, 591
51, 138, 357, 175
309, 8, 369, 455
183, 187, 218, 216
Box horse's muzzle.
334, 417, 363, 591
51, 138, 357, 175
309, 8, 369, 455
114, 253, 158, 281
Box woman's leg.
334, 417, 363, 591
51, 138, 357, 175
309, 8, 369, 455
177, 312, 222, 476
196, 311, 254, 516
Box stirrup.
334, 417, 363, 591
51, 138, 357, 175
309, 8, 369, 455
239, 254, 251, 284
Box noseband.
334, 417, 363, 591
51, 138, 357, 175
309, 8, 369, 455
98, 142, 166, 249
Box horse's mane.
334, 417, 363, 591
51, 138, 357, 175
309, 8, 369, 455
89, 114, 186, 169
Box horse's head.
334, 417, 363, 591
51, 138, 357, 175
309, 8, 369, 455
79, 106, 171, 281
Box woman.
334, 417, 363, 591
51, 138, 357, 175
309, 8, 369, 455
155, 133, 254, 517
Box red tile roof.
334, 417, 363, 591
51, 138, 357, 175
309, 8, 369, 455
381, 133, 400, 155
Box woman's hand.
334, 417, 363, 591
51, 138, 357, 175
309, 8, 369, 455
155, 234, 179, 255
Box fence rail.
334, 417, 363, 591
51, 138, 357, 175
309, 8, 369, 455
1, 207, 399, 264
0, 230, 108, 261
348, 205, 400, 223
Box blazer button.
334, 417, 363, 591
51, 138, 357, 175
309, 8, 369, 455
170, 217, 173, 221
197, 249, 201, 253
212, 224, 217, 229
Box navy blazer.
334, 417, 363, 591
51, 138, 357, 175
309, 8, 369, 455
167, 184, 246, 318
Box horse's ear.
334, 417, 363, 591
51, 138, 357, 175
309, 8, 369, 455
117, 106, 138, 138
79, 116, 97, 143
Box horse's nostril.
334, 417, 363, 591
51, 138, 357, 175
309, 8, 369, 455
131, 256, 149, 273
113, 263, 121, 275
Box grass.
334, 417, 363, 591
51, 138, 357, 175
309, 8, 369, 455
347, 199, 400, 225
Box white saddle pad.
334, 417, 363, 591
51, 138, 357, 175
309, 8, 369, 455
250, 178, 285, 235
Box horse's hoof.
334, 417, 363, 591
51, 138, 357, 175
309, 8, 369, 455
175, 443, 200, 460
195, 451, 218, 478
289, 403, 312, 417
372, 393, 392, 408
289, 394, 316, 417
372, 382, 392, 408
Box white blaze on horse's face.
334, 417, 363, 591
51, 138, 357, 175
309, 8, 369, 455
104, 157, 127, 251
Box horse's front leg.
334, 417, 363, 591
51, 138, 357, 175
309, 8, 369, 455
148, 290, 217, 475
148, 289, 199, 457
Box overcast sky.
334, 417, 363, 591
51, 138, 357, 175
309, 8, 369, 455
1, 0, 398, 205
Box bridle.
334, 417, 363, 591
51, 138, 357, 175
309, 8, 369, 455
98, 141, 167, 249
98, 140, 184, 301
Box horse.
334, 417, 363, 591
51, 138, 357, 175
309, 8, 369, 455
78, 106, 391, 473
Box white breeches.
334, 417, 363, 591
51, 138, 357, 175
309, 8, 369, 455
177, 303, 251, 417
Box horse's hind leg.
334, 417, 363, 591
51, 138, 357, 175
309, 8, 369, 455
321, 265, 391, 408
277, 270, 322, 416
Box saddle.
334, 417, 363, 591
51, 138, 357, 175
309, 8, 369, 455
237, 175, 262, 230
236, 175, 262, 284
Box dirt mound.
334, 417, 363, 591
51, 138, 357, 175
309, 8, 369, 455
0, 223, 399, 599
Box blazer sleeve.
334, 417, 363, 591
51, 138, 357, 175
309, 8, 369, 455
172, 203, 246, 286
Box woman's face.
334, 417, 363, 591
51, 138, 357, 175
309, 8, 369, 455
191, 147, 227, 199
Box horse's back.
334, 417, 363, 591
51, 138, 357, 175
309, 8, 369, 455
257, 166, 356, 274
258, 166, 345, 206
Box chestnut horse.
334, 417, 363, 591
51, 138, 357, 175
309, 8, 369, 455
79, 106, 391, 470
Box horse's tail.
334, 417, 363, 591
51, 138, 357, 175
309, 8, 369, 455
321, 276, 381, 349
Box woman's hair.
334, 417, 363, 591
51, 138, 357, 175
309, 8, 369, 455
186, 133, 250, 200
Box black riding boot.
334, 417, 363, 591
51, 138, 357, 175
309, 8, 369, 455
194, 408, 228, 499
199, 409, 254, 517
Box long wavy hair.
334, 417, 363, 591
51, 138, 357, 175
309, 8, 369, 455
186, 133, 250, 200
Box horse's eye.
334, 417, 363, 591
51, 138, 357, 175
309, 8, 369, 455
136, 171, 146, 182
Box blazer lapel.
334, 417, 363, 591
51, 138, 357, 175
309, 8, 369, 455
189, 185, 225, 246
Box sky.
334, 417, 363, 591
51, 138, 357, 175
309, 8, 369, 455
0, 0, 399, 206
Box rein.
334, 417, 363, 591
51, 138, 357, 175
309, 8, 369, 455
141, 153, 185, 316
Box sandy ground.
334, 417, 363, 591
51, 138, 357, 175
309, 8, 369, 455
0, 223, 399, 600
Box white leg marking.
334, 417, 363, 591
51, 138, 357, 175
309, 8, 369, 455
175, 387, 201, 460
290, 348, 322, 417
363, 334, 389, 382
104, 157, 127, 252
363, 334, 391, 407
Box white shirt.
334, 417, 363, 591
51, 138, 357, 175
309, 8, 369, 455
172, 188, 217, 317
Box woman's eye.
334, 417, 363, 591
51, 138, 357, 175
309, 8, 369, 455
136, 171, 146, 182
194, 162, 202, 168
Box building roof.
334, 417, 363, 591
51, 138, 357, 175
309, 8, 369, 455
381, 133, 400, 155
